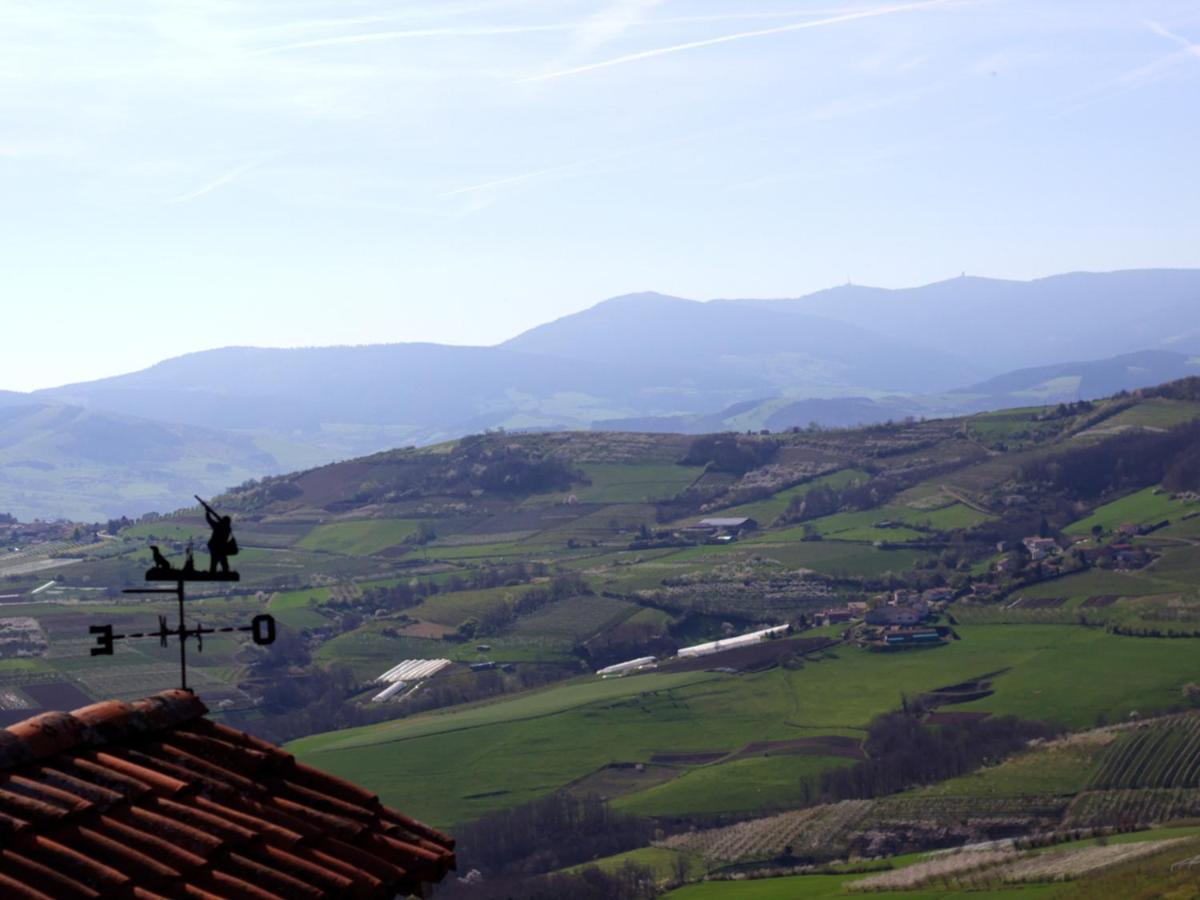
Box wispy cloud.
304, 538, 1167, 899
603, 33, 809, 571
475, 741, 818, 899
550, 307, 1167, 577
249, 23, 571, 56
169, 159, 265, 203
573, 0, 666, 55
1145, 20, 1200, 56
247, 7, 882, 57
518, 0, 955, 84
440, 158, 598, 197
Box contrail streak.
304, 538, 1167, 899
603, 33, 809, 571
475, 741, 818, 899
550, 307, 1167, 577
441, 159, 596, 196
169, 159, 263, 203
250, 9, 880, 56
518, 0, 953, 83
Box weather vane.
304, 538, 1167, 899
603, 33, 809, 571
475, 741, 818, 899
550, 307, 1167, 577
89, 495, 275, 692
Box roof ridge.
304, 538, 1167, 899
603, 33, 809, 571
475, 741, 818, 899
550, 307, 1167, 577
0, 689, 207, 769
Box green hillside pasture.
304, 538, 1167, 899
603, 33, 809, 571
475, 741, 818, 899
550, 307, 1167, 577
770, 502, 990, 543
666, 873, 1056, 899
951, 626, 1199, 726
413, 584, 539, 628
533, 504, 661, 543
1082, 398, 1200, 433
120, 518, 208, 543
1067, 488, 1199, 536
230, 546, 385, 583
420, 539, 560, 562
704, 469, 868, 525
267, 587, 335, 629
296, 518, 421, 555
510, 595, 640, 641
294, 625, 1200, 826
1142, 542, 1200, 591
967, 408, 1066, 447
571, 463, 701, 504
565, 846, 706, 882
759, 511, 922, 543
314, 624, 578, 681
615, 754, 856, 817
1016, 569, 1165, 600
737, 541, 925, 578
909, 730, 1114, 800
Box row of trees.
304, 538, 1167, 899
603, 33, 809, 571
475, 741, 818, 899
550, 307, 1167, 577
450, 792, 659, 877
433, 863, 658, 900
821, 706, 1060, 801
1021, 418, 1200, 500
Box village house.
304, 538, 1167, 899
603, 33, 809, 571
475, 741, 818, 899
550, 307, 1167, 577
922, 587, 956, 604
866, 606, 925, 627
1022, 536, 1059, 560
818, 607, 856, 626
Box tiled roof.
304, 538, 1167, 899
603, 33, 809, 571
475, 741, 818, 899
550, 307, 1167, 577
0, 690, 454, 898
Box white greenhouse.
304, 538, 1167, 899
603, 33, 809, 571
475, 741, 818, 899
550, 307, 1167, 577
374, 658, 453, 684
596, 656, 657, 677
676, 624, 790, 659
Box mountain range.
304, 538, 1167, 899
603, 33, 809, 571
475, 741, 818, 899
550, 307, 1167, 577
4, 268, 1198, 520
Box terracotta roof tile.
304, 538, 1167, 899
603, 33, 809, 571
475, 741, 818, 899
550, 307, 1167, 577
0, 690, 454, 898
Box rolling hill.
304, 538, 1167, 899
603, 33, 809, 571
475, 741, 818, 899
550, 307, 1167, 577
3, 268, 1198, 519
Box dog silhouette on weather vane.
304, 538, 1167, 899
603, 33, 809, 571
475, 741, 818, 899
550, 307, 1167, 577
145, 496, 240, 582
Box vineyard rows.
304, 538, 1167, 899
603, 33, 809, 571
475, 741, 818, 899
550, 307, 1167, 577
851, 839, 1189, 891
659, 800, 870, 863
866, 794, 1068, 825
1066, 788, 1200, 828
850, 849, 1014, 891
1089, 714, 1200, 790
967, 838, 1188, 884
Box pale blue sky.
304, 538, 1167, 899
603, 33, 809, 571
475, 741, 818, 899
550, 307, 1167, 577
2, 0, 1198, 391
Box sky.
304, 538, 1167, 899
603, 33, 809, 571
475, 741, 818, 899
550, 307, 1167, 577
2, 0, 1198, 392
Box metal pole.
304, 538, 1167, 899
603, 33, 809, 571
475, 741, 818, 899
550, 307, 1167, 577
177, 579, 188, 692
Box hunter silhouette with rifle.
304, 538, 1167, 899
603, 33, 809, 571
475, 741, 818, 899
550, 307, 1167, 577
196, 496, 238, 574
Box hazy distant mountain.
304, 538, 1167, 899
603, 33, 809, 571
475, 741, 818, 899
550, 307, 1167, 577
5, 268, 1198, 519
0, 401, 278, 521
741, 269, 1200, 371
502, 291, 981, 393
954, 350, 1200, 403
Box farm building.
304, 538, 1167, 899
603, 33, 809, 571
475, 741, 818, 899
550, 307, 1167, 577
0, 690, 455, 897
677, 624, 790, 659
866, 606, 924, 627
684, 517, 759, 540
818, 607, 855, 626
596, 656, 658, 677
877, 627, 947, 648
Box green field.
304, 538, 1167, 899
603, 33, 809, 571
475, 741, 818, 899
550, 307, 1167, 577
568, 463, 701, 503
296, 518, 421, 554
666, 873, 1057, 899
704, 469, 869, 524
292, 624, 1200, 827
615, 754, 856, 817
1066, 487, 1198, 535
